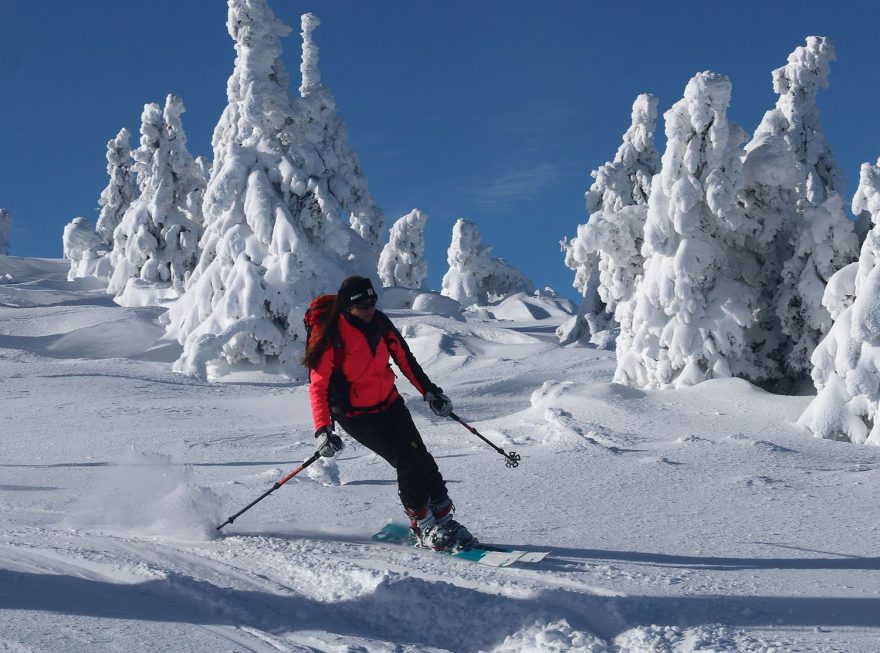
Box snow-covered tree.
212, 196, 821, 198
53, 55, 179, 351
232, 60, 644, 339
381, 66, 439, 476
615, 71, 760, 389
187, 156, 211, 227
165, 1, 378, 380
739, 36, 859, 383
558, 239, 607, 345
0, 209, 10, 255
95, 128, 135, 245
164, 99, 210, 230
798, 160, 880, 443
296, 13, 384, 251
107, 95, 203, 296
559, 94, 660, 346
378, 209, 428, 288
63, 217, 110, 281
441, 218, 534, 307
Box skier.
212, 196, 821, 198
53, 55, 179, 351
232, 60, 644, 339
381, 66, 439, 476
303, 276, 476, 551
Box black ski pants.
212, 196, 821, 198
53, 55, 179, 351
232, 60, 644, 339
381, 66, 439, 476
337, 395, 447, 511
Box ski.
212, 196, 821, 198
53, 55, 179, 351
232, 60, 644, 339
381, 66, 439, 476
371, 522, 550, 567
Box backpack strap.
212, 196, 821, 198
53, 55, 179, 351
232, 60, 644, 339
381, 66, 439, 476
331, 338, 344, 370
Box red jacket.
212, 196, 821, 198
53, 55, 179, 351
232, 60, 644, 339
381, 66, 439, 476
309, 311, 436, 431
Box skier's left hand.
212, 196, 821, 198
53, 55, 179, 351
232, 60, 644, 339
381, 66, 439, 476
315, 425, 344, 457
426, 390, 453, 417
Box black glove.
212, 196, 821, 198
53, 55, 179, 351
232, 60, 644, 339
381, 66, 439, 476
315, 425, 343, 458
425, 389, 453, 417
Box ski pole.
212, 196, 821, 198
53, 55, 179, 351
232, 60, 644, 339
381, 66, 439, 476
216, 451, 322, 531
448, 412, 521, 469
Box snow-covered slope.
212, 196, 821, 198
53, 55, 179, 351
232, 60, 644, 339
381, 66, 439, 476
2, 255, 880, 652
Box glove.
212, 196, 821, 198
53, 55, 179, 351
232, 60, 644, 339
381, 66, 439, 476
315, 425, 343, 458
425, 389, 453, 417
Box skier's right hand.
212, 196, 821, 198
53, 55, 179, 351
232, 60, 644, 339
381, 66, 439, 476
315, 425, 343, 458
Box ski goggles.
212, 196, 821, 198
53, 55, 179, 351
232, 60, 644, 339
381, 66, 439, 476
353, 297, 377, 310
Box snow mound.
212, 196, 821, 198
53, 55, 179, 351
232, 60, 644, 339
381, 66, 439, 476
0, 304, 175, 362
476, 292, 576, 322
530, 379, 577, 410
490, 618, 607, 652
412, 291, 462, 316
115, 278, 182, 308
380, 286, 462, 317
395, 318, 543, 370
615, 623, 771, 652
44, 314, 168, 360
0, 255, 70, 282
0, 257, 107, 308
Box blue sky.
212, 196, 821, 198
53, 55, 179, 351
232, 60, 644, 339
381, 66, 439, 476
2, 0, 879, 297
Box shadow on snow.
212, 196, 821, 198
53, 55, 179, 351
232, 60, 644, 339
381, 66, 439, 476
2, 567, 880, 649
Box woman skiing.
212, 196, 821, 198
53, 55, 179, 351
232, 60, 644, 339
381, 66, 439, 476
304, 276, 475, 551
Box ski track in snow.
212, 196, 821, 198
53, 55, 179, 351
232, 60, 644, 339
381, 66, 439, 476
3, 257, 880, 651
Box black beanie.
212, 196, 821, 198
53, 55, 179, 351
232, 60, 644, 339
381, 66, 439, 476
339, 277, 377, 309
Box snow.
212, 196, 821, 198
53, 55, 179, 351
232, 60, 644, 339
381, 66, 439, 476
4, 255, 880, 651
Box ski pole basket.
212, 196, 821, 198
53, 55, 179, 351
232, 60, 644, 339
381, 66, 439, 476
448, 412, 520, 469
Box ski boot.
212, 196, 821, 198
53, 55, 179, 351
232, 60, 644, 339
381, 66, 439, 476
430, 496, 476, 551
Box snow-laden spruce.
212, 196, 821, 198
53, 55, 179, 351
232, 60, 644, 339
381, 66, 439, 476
95, 128, 135, 245
441, 218, 534, 307
63, 217, 111, 281
297, 13, 384, 251
378, 209, 428, 289
616, 72, 760, 388
798, 160, 880, 443
739, 36, 859, 383
188, 156, 211, 227
165, 1, 378, 380
107, 96, 204, 297
559, 94, 660, 347
0, 209, 10, 255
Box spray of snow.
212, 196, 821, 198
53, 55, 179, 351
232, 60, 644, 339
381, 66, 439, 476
65, 448, 222, 541
306, 456, 341, 486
